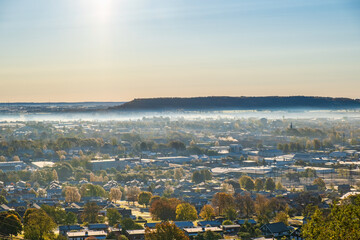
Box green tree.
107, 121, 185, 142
176, 203, 197, 221
222, 220, 233, 225
195, 230, 222, 240
107, 208, 122, 226
145, 221, 189, 240
0, 211, 22, 237
224, 207, 237, 220
239, 176, 255, 191
254, 178, 264, 192
313, 178, 326, 191
121, 218, 143, 230
264, 178, 276, 192
24, 209, 56, 240
0, 195, 8, 204
138, 191, 152, 207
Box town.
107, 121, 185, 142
1, 115, 360, 239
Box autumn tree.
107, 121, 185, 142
254, 194, 271, 224
126, 186, 141, 205
150, 198, 181, 221
212, 192, 234, 215
82, 202, 100, 223
176, 203, 197, 221
274, 211, 289, 226
52, 169, 58, 181
220, 183, 235, 195
65, 186, 81, 202
138, 191, 152, 207
110, 188, 123, 203
236, 192, 255, 218
145, 221, 189, 240
199, 205, 216, 220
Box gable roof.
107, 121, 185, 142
261, 222, 289, 234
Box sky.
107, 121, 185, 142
0, 0, 359, 102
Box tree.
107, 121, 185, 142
199, 205, 216, 220
80, 184, 107, 198
254, 178, 264, 192
0, 211, 22, 237
274, 211, 289, 226
264, 178, 276, 192
235, 193, 255, 218
0, 195, 8, 204
313, 139, 321, 150
0, 156, 6, 162
82, 202, 100, 223
174, 168, 183, 180
224, 207, 237, 220
121, 218, 143, 230
24, 209, 56, 240
237, 221, 261, 240
212, 192, 234, 215
110, 188, 123, 203
222, 220, 233, 225
52, 169, 58, 181
126, 186, 141, 205
145, 221, 189, 240
150, 198, 181, 221
192, 170, 212, 183
138, 191, 152, 207
239, 176, 255, 191
313, 178, 326, 191
176, 203, 197, 221
107, 208, 122, 226
220, 183, 235, 195
65, 186, 81, 202
12, 156, 20, 161
254, 194, 271, 224
276, 182, 284, 190
195, 230, 222, 240
303, 195, 360, 240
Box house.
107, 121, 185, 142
125, 229, 145, 240
197, 221, 221, 227
88, 223, 109, 232
59, 225, 84, 236
221, 224, 241, 235
144, 222, 161, 229
67, 230, 106, 240
260, 222, 291, 239
338, 184, 351, 194
236, 219, 257, 225
183, 227, 223, 238
174, 221, 195, 229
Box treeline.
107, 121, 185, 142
113, 96, 360, 111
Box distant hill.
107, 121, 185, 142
110, 96, 360, 111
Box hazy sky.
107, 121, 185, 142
0, 0, 359, 102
